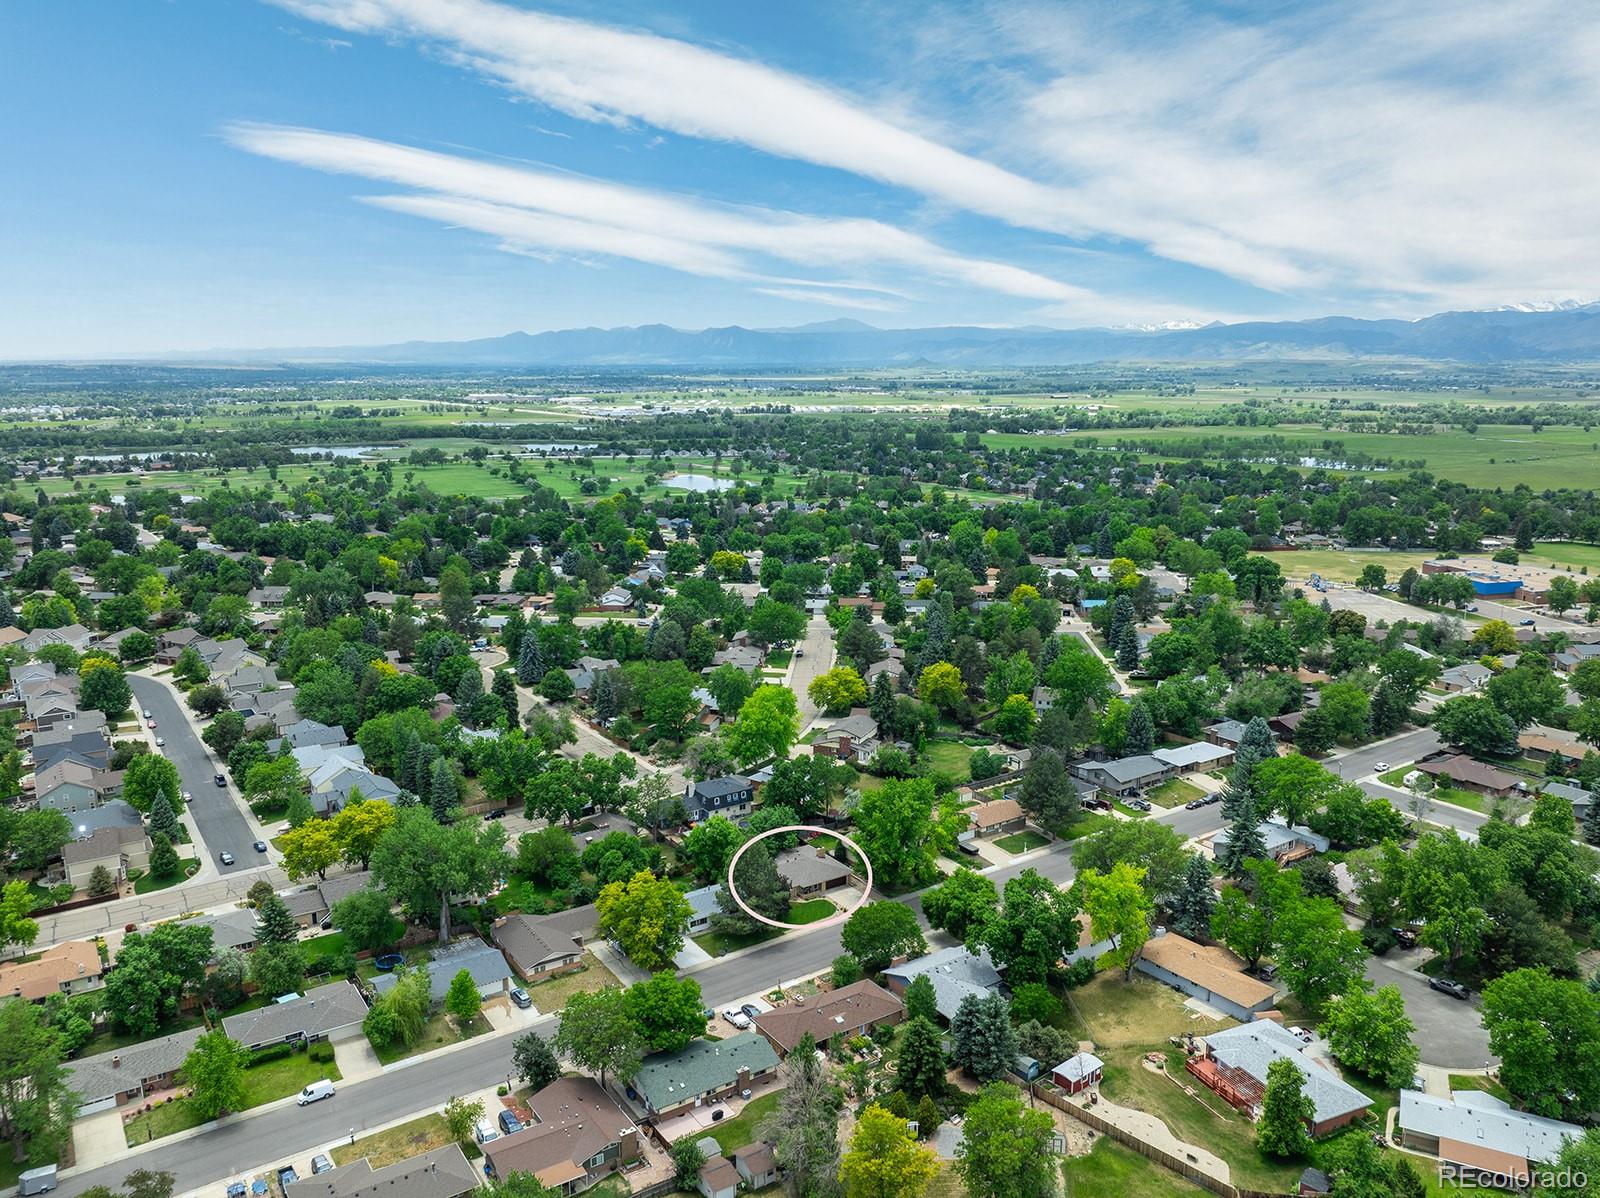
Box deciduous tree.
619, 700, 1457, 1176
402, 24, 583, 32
179, 1031, 249, 1121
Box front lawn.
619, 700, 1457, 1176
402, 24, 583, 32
678, 1090, 782, 1155
694, 925, 781, 957
1148, 778, 1205, 808
332, 1113, 481, 1169
1049, 810, 1116, 842
132, 858, 199, 894
765, 650, 792, 669
994, 830, 1050, 854
1061, 1138, 1208, 1196
521, 950, 620, 1009
372, 1011, 491, 1066
787, 898, 836, 924
123, 1050, 343, 1145
1448, 1073, 1513, 1105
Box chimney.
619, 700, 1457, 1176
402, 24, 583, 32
112, 1054, 121, 1068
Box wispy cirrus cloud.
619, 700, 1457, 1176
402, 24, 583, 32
226, 122, 1104, 310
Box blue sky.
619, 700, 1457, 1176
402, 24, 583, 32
2, 0, 1595, 356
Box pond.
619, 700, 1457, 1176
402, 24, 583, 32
663, 473, 736, 492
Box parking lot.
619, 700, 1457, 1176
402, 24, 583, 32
1364, 949, 1495, 1069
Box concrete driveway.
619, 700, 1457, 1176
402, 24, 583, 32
70, 1108, 129, 1171
1364, 950, 1495, 1070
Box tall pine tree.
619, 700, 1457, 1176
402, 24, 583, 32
1216, 797, 1269, 878
1124, 700, 1155, 755
1171, 854, 1217, 939
516, 630, 542, 686
1116, 622, 1141, 671
430, 757, 458, 822
255, 893, 299, 946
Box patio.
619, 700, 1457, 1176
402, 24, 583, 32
648, 1070, 782, 1143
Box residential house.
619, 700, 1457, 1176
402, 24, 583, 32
492, 913, 585, 981
285, 1145, 477, 1198
0, 939, 104, 1001
369, 940, 512, 1006
773, 847, 852, 898
35, 759, 121, 814
1134, 930, 1277, 1021
32, 730, 111, 773
1192, 1022, 1370, 1137
62, 824, 150, 890
247, 586, 290, 608
1438, 662, 1492, 693
1071, 754, 1173, 797
155, 628, 204, 664
1555, 643, 1600, 674
1267, 710, 1306, 740
482, 1076, 640, 1194
1051, 1052, 1103, 1095
194, 908, 263, 954
65, 1026, 205, 1113
66, 800, 142, 840
683, 885, 722, 934
22, 624, 94, 654
811, 711, 881, 764
751, 980, 904, 1056
1210, 820, 1330, 865
221, 980, 368, 1050
275, 719, 350, 751
710, 645, 764, 672
1397, 1089, 1582, 1184
1414, 754, 1519, 798
967, 798, 1026, 839
731, 1144, 778, 1191
683, 776, 755, 826
1154, 741, 1236, 774
1204, 720, 1252, 749
1519, 724, 1584, 762
629, 1033, 781, 1119
1542, 780, 1593, 819
882, 946, 1002, 1024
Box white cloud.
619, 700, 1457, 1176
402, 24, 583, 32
227, 123, 1102, 306
270, 0, 1600, 312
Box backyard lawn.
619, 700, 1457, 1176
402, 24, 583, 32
924, 739, 974, 781
373, 1011, 491, 1066
332, 1113, 481, 1169
994, 830, 1051, 855
124, 1051, 342, 1145
681, 1090, 782, 1155
1147, 778, 1205, 809
1061, 1138, 1208, 1196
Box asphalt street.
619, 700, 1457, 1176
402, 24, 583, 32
789, 614, 838, 728
1364, 952, 1494, 1069
129, 674, 258, 876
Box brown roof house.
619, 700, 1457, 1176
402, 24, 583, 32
1134, 929, 1277, 1022
493, 912, 585, 981
751, 979, 903, 1056
482, 1076, 640, 1195
968, 797, 1026, 839
1413, 754, 1520, 798
0, 939, 104, 1002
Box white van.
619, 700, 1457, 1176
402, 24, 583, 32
297, 1079, 336, 1106
473, 1118, 500, 1145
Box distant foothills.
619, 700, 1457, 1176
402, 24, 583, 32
101, 302, 1600, 367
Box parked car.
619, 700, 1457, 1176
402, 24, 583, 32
214, 773, 227, 787
1522, 618, 1537, 626
297, 1080, 335, 1106
1254, 963, 1278, 981
1290, 1026, 1313, 1044
219, 851, 235, 866
1407, 1075, 1426, 1092
721, 1007, 751, 1029
155, 737, 165, 747
498, 1109, 523, 1135
740, 1003, 763, 1021
147, 719, 157, 729
310, 1155, 334, 1176
254, 840, 268, 853
1392, 927, 1418, 948
510, 987, 532, 1009
1429, 977, 1470, 1000
1128, 798, 1152, 812
181, 791, 192, 804
276, 1167, 298, 1196
473, 1119, 499, 1145
794, 647, 804, 658
1184, 798, 1205, 810
142, 709, 153, 720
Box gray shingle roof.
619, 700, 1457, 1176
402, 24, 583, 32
221, 980, 367, 1047
882, 946, 1001, 1022
286, 1144, 477, 1198
65, 1026, 205, 1103
1205, 1022, 1368, 1124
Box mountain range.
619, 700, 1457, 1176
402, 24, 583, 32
177, 304, 1600, 367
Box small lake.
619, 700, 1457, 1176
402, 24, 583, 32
664, 473, 737, 492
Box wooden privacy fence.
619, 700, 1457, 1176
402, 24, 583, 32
1034, 1083, 1285, 1198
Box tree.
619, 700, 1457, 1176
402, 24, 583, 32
1356, 564, 1387, 592
726, 685, 799, 765
370, 808, 508, 943
1273, 897, 1367, 1008
1210, 860, 1299, 970
949, 992, 1018, 1084
179, 1031, 249, 1121
0, 998, 75, 1167
832, 954, 864, 987
445, 968, 482, 1025
595, 870, 692, 971
670, 1139, 706, 1189
758, 1030, 843, 1198
147, 791, 179, 843
329, 886, 398, 952
512, 1031, 562, 1091
622, 972, 705, 1054
839, 1104, 938, 1198
954, 1082, 1059, 1198
329, 798, 396, 871
79, 657, 131, 718
841, 901, 926, 972
539, 667, 575, 703
896, 973, 937, 1025
1550, 574, 1581, 615
1074, 862, 1153, 979
915, 661, 966, 715
363, 967, 430, 1050
186, 683, 227, 718
123, 752, 180, 814
681, 816, 746, 885
1171, 854, 1217, 940
278, 819, 339, 881
1072, 819, 1190, 905
1481, 968, 1600, 1116
1016, 748, 1079, 830
201, 709, 246, 759
920, 868, 997, 942
1124, 699, 1154, 755
1432, 694, 1517, 756
747, 597, 806, 647
148, 832, 180, 880
851, 777, 940, 889
443, 1095, 486, 1147
894, 1016, 947, 1102
1419, 876, 1489, 970
254, 893, 299, 946
974, 868, 1077, 986
1319, 986, 1418, 1087
809, 667, 868, 715
1257, 1057, 1314, 1157
87, 863, 116, 898
992, 694, 1036, 744
249, 942, 306, 999
0, 882, 39, 954
553, 988, 645, 1088
712, 839, 789, 934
